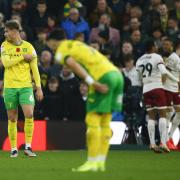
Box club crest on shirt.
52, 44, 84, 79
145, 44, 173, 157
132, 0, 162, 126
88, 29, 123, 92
23, 48, 27, 52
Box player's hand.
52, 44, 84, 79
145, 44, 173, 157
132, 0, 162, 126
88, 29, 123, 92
23, 54, 34, 62
36, 87, 44, 101
93, 81, 109, 94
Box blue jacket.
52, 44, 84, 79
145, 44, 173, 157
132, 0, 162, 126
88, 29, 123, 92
61, 17, 90, 42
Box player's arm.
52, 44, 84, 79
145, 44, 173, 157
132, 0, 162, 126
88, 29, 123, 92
158, 63, 179, 82
65, 56, 108, 93
1, 50, 24, 68
29, 56, 43, 101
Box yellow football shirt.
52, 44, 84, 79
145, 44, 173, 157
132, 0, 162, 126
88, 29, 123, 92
1, 40, 41, 88
55, 40, 118, 80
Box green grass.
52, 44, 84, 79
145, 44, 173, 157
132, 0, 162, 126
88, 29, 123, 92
0, 150, 180, 180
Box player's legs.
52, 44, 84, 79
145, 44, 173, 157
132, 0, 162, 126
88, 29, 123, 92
169, 106, 180, 141
164, 90, 174, 143
166, 92, 180, 149
72, 112, 102, 172
19, 88, 36, 157
158, 108, 167, 145
98, 113, 112, 171
147, 109, 156, 146
86, 112, 101, 160
3, 88, 19, 157
7, 109, 18, 157
143, 89, 168, 152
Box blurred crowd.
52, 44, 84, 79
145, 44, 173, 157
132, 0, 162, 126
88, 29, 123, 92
0, 0, 179, 133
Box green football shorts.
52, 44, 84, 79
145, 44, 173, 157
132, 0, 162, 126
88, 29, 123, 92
87, 71, 124, 113
3, 87, 35, 110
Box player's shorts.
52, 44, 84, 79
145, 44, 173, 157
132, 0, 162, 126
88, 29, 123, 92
165, 90, 180, 107
3, 87, 35, 110
143, 88, 167, 111
87, 71, 124, 113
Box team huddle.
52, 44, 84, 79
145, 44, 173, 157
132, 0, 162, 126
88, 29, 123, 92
136, 40, 180, 153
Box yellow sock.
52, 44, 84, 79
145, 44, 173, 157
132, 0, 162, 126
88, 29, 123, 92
24, 118, 34, 145
99, 113, 112, 158
8, 120, 17, 149
86, 112, 102, 159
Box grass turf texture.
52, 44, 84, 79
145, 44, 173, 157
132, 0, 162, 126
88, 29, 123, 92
0, 150, 180, 180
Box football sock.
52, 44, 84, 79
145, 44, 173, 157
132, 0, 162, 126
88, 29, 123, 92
159, 118, 167, 145
86, 112, 101, 160
24, 117, 34, 148
99, 113, 112, 159
166, 112, 173, 141
169, 112, 180, 139
147, 119, 156, 145
8, 120, 17, 149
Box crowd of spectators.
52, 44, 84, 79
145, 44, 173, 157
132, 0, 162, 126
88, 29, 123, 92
0, 0, 179, 136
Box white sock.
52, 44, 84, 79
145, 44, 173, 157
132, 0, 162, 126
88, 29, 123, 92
147, 119, 156, 145
25, 143, 31, 150
159, 118, 167, 145
166, 112, 172, 141
97, 155, 106, 162
169, 112, 180, 139
87, 157, 97, 162
11, 147, 17, 151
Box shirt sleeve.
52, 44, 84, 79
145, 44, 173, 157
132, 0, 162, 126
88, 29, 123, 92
29, 47, 41, 87
55, 45, 69, 65
1, 45, 24, 68
158, 63, 179, 82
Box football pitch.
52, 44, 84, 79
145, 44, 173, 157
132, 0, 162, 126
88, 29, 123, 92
0, 150, 180, 180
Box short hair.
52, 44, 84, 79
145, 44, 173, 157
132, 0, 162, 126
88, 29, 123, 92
47, 28, 66, 41
5, 20, 20, 31
37, 0, 46, 5
145, 40, 155, 52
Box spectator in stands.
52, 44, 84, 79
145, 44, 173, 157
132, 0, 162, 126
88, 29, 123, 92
107, 0, 125, 18
122, 17, 141, 41
158, 3, 169, 33
151, 27, 164, 50
0, 12, 5, 44
119, 41, 134, 65
39, 50, 53, 90
88, 0, 117, 27
58, 66, 82, 121
122, 56, 142, 115
61, 8, 90, 42
142, 0, 161, 35
11, 13, 34, 42
169, 0, 180, 21
96, 26, 115, 60
31, 0, 49, 33
77, 81, 88, 121
46, 15, 58, 35
166, 17, 180, 43
123, 55, 142, 88
121, 2, 132, 32
89, 41, 101, 51
11, 0, 28, 24
130, 29, 145, 60
74, 32, 85, 42
43, 76, 62, 120
63, 0, 85, 17
130, 6, 142, 20
89, 13, 120, 47
33, 28, 47, 56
